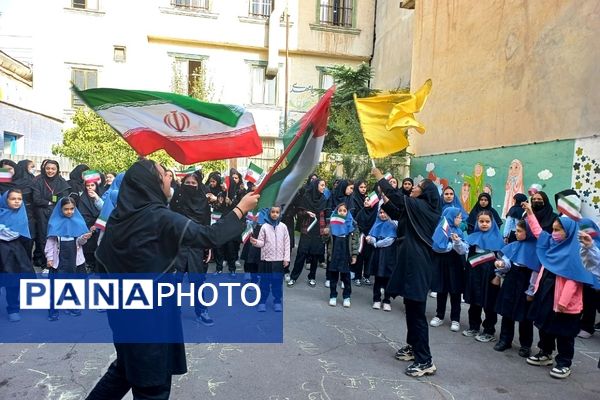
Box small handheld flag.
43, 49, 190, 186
0, 168, 13, 183
83, 170, 101, 184
210, 211, 222, 225
580, 223, 599, 238
441, 217, 450, 237
366, 191, 379, 207
244, 162, 264, 184
557, 194, 582, 221
175, 165, 200, 178
383, 172, 393, 181
241, 223, 253, 243
94, 216, 107, 231
468, 251, 496, 268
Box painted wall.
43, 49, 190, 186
409, 0, 600, 156
371, 4, 413, 90
410, 140, 577, 220
572, 137, 600, 221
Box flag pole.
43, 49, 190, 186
371, 159, 376, 169
254, 87, 335, 195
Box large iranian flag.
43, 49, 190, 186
73, 87, 262, 164
257, 87, 334, 212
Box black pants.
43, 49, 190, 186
468, 304, 497, 335
373, 276, 390, 303
291, 251, 318, 281
351, 243, 372, 280
329, 272, 351, 299
436, 292, 461, 322
499, 316, 533, 347
580, 285, 599, 334
86, 360, 172, 400
259, 274, 283, 304
404, 298, 432, 364
538, 330, 575, 368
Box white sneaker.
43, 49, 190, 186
324, 280, 330, 288
343, 298, 351, 308
235, 260, 242, 268
341, 281, 345, 289
329, 298, 337, 307
429, 292, 437, 298
41, 268, 49, 275
257, 304, 267, 312
284, 273, 291, 282
382, 303, 391, 312
372, 302, 382, 310
450, 321, 460, 332
430, 317, 443, 327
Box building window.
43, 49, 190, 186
249, 0, 273, 18
3, 132, 21, 156
172, 57, 208, 97
318, 0, 353, 27
319, 71, 334, 90
171, 0, 209, 11
71, 68, 97, 107
113, 46, 126, 63
250, 65, 277, 105
262, 138, 275, 149
72, 0, 99, 10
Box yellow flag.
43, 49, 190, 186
354, 79, 432, 158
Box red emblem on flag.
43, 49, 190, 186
164, 111, 190, 132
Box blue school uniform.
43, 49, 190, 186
431, 207, 467, 294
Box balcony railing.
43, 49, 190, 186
171, 0, 209, 12
319, 3, 353, 28
248, 0, 272, 18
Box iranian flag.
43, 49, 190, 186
244, 162, 264, 184
366, 191, 379, 207
176, 165, 200, 178
256, 87, 334, 212
72, 87, 262, 164
468, 251, 496, 268
557, 194, 582, 221
441, 217, 450, 237
83, 170, 101, 183
330, 213, 346, 225
0, 168, 12, 183
241, 223, 253, 243
94, 215, 107, 231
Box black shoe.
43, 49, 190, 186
395, 345, 415, 361
518, 346, 531, 358
405, 360, 437, 377
493, 341, 512, 352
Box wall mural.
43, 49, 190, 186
572, 137, 600, 222
410, 140, 575, 219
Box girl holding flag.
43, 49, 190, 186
45, 197, 92, 321
251, 206, 290, 312
430, 207, 468, 331
523, 201, 599, 379
327, 202, 358, 307
493, 220, 540, 357
463, 210, 505, 342
354, 185, 381, 286
366, 207, 398, 311
0, 189, 35, 322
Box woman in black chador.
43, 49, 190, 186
86, 160, 258, 400
374, 169, 441, 378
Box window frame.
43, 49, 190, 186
171, 0, 210, 12
71, 0, 99, 11
248, 0, 273, 18
169, 53, 209, 97
113, 46, 126, 63
71, 67, 98, 107
316, 0, 355, 28
248, 62, 278, 106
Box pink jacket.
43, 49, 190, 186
253, 223, 290, 263
527, 214, 583, 314
45, 235, 88, 270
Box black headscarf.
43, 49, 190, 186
227, 168, 244, 201
78, 181, 101, 227
330, 179, 352, 209
349, 179, 366, 217
301, 179, 327, 213
96, 160, 187, 273
205, 171, 222, 197
401, 177, 414, 196
467, 193, 503, 232
12, 160, 34, 197
170, 174, 210, 225
32, 160, 70, 203
68, 164, 89, 196
0, 159, 17, 193
506, 193, 528, 219
403, 179, 441, 247
531, 191, 558, 233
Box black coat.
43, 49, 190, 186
96, 160, 245, 387
431, 250, 465, 294
464, 247, 500, 309
380, 179, 441, 302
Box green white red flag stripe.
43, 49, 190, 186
176, 165, 200, 178
366, 191, 379, 207
83, 170, 101, 183
244, 162, 264, 184
441, 217, 450, 236
210, 212, 222, 225
94, 216, 107, 231
557, 195, 582, 221
0, 168, 12, 183
241, 223, 253, 243
72, 87, 262, 164
468, 251, 496, 268
330, 215, 346, 225
581, 224, 598, 238
383, 172, 392, 181
256, 87, 334, 213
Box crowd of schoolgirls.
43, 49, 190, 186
1, 158, 599, 380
